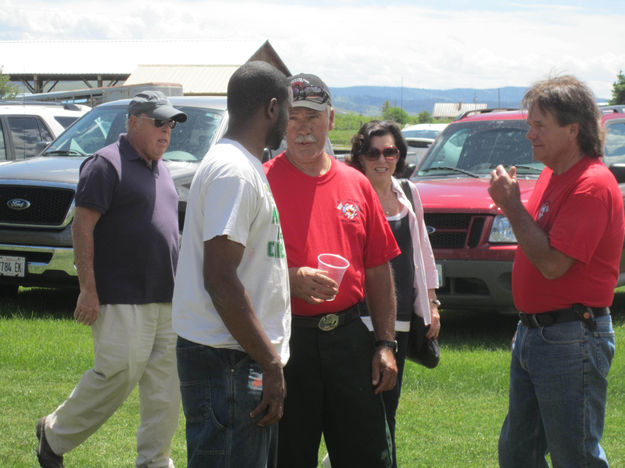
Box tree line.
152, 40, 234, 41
0, 67, 18, 99
334, 101, 435, 133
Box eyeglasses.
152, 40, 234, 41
137, 116, 177, 129
363, 145, 400, 161
290, 83, 330, 105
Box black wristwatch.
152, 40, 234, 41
430, 298, 441, 307
375, 340, 398, 353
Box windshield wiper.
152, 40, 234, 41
512, 165, 542, 174
488, 164, 542, 174
43, 149, 88, 157
420, 166, 479, 178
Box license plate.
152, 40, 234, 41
0, 255, 26, 277
436, 263, 443, 287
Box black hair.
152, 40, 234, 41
349, 120, 408, 176
227, 61, 289, 124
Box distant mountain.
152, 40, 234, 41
329, 86, 528, 115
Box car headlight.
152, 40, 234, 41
489, 215, 517, 243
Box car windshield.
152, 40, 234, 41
604, 119, 625, 165
413, 119, 543, 178
402, 129, 440, 139
43, 105, 225, 162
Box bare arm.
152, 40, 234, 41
426, 289, 441, 340
72, 206, 102, 326
365, 262, 398, 394
488, 165, 574, 279
204, 235, 285, 427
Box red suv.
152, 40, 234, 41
602, 108, 625, 163
411, 109, 625, 313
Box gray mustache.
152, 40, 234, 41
294, 135, 317, 144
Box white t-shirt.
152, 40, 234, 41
172, 138, 291, 364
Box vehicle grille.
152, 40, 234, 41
0, 186, 74, 227
424, 213, 488, 249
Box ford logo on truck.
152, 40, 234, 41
7, 198, 31, 211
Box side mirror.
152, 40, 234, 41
34, 140, 51, 157
402, 163, 416, 179
609, 163, 625, 184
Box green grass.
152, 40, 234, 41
329, 128, 356, 149
1, 289, 625, 467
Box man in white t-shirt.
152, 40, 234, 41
172, 61, 292, 468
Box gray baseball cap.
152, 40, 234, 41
128, 90, 187, 122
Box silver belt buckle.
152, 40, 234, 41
318, 313, 339, 331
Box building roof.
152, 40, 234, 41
1, 39, 290, 95
433, 102, 488, 119
125, 65, 239, 96
0, 39, 285, 73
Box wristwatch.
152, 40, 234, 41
374, 340, 398, 353
430, 298, 441, 307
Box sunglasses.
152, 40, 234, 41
291, 84, 330, 105
363, 145, 400, 161
138, 115, 178, 129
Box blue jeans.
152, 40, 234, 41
176, 337, 278, 468
499, 315, 615, 468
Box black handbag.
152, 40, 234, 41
399, 179, 440, 369
407, 313, 440, 368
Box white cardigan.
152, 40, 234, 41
361, 177, 439, 332
391, 177, 439, 326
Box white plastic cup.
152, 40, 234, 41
317, 253, 350, 301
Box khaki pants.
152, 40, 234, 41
44, 303, 181, 468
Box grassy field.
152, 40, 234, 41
1, 288, 624, 467
329, 128, 357, 149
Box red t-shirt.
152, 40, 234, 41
513, 157, 625, 313
264, 153, 400, 316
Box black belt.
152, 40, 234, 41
519, 304, 610, 330
292, 305, 360, 332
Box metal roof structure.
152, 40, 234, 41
433, 102, 488, 119
21, 83, 184, 107
125, 65, 238, 96
1, 39, 290, 95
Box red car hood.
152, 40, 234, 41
413, 177, 536, 212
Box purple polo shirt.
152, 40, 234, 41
75, 134, 179, 305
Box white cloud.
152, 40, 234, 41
1, 0, 624, 98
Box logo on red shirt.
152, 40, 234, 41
337, 200, 361, 221
537, 202, 550, 221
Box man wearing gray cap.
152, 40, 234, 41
36, 90, 186, 468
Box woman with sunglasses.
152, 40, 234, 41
348, 120, 441, 468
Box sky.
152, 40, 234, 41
1, 0, 624, 99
